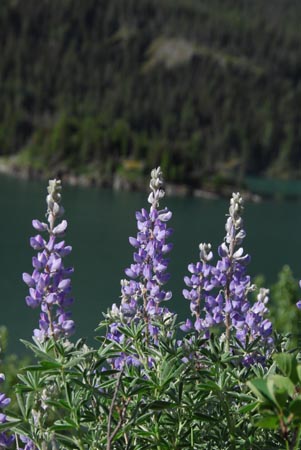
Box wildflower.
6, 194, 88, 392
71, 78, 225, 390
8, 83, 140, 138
0, 374, 14, 448
106, 167, 173, 368
122, 167, 173, 321
23, 180, 75, 341
182, 193, 272, 353
18, 435, 37, 450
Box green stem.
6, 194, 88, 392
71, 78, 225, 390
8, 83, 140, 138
218, 385, 235, 448
292, 426, 301, 450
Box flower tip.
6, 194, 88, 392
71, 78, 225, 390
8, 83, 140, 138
22, 272, 35, 287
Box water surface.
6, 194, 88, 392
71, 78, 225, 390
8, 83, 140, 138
1, 175, 301, 353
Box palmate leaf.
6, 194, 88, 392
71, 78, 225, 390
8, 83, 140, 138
20, 338, 57, 362
52, 432, 80, 448
46, 399, 72, 410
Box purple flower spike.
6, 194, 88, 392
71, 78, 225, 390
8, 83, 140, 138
120, 168, 173, 320
182, 193, 273, 359
23, 179, 75, 341
106, 167, 174, 368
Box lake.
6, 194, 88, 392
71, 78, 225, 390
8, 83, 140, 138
1, 174, 301, 353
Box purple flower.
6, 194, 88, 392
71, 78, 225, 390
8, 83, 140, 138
106, 167, 174, 368
296, 281, 301, 309
0, 394, 10, 409
19, 435, 37, 450
119, 168, 173, 321
23, 179, 75, 341
182, 193, 273, 356
0, 374, 14, 448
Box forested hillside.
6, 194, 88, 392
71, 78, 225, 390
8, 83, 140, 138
1, 0, 301, 189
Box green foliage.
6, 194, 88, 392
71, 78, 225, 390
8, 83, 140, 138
266, 266, 301, 349
2, 320, 285, 449
248, 353, 301, 450
0, 326, 30, 411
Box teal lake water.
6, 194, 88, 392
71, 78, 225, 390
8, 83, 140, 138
1, 174, 301, 353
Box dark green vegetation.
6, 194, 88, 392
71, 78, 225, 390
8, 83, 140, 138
1, 0, 301, 188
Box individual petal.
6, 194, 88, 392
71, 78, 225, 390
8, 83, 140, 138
52, 220, 68, 235
22, 273, 35, 287
26, 296, 40, 308
58, 279, 71, 291
129, 236, 139, 247
158, 208, 172, 222
180, 319, 193, 332
45, 293, 58, 304
32, 219, 48, 232
30, 235, 46, 250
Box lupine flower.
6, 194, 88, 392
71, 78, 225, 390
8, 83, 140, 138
296, 281, 301, 309
182, 193, 273, 353
181, 243, 214, 334
18, 435, 37, 450
106, 167, 173, 368
23, 179, 75, 341
0, 374, 14, 448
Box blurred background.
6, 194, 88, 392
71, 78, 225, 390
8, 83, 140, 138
1, 0, 301, 196
1, 0, 301, 354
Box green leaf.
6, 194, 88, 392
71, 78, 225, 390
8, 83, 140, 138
238, 401, 259, 414
255, 415, 279, 429
247, 378, 274, 404
20, 339, 57, 362
192, 412, 219, 423
267, 375, 295, 407
0, 417, 22, 431
147, 400, 178, 410
52, 432, 78, 446
50, 421, 76, 431
197, 381, 221, 392
297, 365, 301, 384
289, 398, 301, 418
274, 353, 299, 384
40, 360, 62, 369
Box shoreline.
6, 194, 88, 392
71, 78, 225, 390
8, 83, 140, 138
0, 157, 263, 203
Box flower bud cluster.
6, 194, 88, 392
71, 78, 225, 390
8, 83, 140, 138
23, 180, 75, 341
107, 167, 173, 368
0, 374, 14, 448
182, 193, 272, 350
